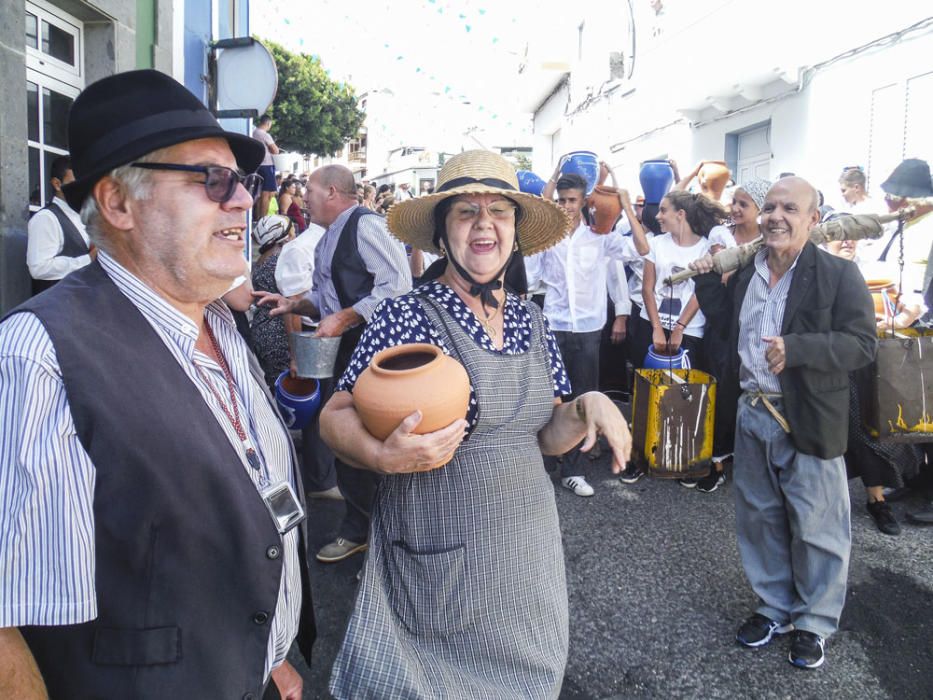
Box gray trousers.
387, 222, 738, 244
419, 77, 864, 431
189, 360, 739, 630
733, 393, 851, 639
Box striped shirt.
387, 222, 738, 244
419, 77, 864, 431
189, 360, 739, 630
0, 252, 301, 681
312, 204, 412, 320
738, 248, 799, 394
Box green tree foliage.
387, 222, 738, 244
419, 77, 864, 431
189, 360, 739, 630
512, 154, 533, 171
260, 39, 365, 156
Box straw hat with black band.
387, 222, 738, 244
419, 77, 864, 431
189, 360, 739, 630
387, 150, 571, 310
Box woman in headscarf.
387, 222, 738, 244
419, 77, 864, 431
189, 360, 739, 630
730, 178, 770, 245
321, 150, 632, 699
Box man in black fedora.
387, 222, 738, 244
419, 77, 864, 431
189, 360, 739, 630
0, 70, 313, 699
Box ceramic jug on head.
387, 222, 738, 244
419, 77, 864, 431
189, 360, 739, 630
639, 160, 675, 204
560, 151, 600, 194
587, 185, 623, 234
698, 161, 731, 201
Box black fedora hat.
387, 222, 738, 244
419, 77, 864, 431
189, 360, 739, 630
880, 158, 933, 199
62, 69, 265, 211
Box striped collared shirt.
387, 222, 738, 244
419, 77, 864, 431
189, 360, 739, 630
312, 204, 411, 320
0, 252, 300, 680
738, 248, 799, 394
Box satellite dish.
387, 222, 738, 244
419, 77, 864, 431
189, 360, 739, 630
212, 38, 278, 118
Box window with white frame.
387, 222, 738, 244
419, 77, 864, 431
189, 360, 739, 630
25, 0, 84, 211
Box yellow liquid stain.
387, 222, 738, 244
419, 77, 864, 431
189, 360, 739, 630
887, 403, 933, 433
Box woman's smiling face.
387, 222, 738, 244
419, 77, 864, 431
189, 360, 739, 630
442, 193, 518, 283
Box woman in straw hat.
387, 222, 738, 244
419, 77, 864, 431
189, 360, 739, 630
321, 150, 632, 698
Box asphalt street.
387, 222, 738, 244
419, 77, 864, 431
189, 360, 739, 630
290, 449, 933, 699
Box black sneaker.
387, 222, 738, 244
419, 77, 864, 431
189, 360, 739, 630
696, 469, 726, 493
866, 500, 901, 536
619, 462, 644, 484
906, 501, 933, 525
679, 477, 699, 488
736, 613, 793, 648
788, 630, 825, 669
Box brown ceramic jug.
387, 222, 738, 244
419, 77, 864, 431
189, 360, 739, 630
353, 343, 470, 467
698, 161, 731, 201
587, 185, 623, 234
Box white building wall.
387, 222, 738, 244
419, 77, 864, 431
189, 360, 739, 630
526, 2, 933, 202
688, 29, 933, 202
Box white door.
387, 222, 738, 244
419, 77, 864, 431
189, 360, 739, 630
736, 125, 770, 183
905, 70, 933, 163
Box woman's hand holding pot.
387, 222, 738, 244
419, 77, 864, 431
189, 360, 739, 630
376, 411, 469, 474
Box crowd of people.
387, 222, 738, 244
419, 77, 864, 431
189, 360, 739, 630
4, 67, 933, 698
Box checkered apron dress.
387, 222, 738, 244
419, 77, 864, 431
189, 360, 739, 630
330, 296, 569, 699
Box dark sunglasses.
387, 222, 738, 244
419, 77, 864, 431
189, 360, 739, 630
131, 163, 262, 203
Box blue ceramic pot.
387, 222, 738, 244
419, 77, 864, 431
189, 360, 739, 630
643, 345, 691, 370
639, 160, 675, 205
274, 371, 321, 430
561, 151, 599, 194
516, 170, 547, 196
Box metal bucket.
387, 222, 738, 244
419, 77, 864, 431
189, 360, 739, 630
291, 332, 341, 378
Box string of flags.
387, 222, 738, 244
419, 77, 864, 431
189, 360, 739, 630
257, 0, 535, 133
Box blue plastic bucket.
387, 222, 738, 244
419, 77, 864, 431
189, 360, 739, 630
561, 151, 599, 194
643, 345, 691, 370
274, 371, 321, 430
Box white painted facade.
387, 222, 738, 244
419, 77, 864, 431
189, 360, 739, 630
523, 0, 933, 206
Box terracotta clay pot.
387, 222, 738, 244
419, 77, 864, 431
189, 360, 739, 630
698, 161, 731, 201
587, 185, 623, 234
353, 343, 470, 466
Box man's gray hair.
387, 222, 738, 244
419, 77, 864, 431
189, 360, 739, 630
79, 148, 169, 250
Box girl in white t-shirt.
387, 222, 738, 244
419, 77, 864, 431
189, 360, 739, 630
637, 191, 729, 369
621, 192, 730, 487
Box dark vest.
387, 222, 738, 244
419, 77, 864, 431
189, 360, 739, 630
330, 206, 381, 372
331, 206, 380, 309
31, 200, 91, 294
7, 262, 314, 699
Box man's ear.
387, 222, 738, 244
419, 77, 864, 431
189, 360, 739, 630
50, 177, 63, 194
807, 206, 821, 230
92, 176, 136, 231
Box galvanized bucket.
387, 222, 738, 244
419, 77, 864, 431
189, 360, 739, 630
291, 332, 341, 378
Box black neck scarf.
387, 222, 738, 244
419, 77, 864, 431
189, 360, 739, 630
440, 230, 515, 314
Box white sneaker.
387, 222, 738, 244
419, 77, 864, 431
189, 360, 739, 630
561, 476, 595, 497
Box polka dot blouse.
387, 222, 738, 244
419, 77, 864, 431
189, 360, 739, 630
336, 281, 572, 429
